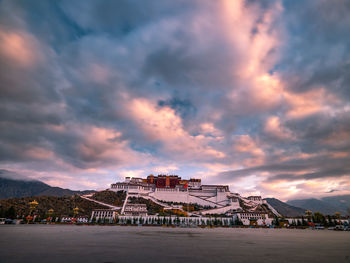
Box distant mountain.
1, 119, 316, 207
287, 195, 350, 216
321, 195, 350, 215
264, 198, 306, 217
0, 176, 94, 199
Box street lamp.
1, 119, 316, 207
27, 200, 38, 224
73, 207, 79, 223
48, 209, 54, 223
305, 210, 312, 221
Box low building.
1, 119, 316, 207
247, 196, 262, 202
91, 209, 118, 223
233, 212, 270, 226
123, 204, 148, 216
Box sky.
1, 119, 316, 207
0, 0, 350, 201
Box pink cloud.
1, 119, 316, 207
264, 116, 295, 140
0, 29, 42, 67
127, 98, 226, 161
284, 88, 341, 118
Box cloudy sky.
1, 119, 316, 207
0, 0, 349, 200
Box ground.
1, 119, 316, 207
0, 225, 349, 263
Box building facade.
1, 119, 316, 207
91, 209, 117, 223
233, 212, 271, 226
123, 204, 148, 216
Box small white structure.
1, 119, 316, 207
61, 216, 89, 223
61, 216, 73, 223
76, 216, 89, 223
123, 204, 148, 216
91, 209, 117, 223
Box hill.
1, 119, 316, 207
0, 173, 94, 199
90, 190, 126, 206
287, 195, 350, 216
264, 198, 306, 217
0, 195, 108, 219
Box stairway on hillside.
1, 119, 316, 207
80, 194, 121, 210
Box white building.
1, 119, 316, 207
123, 204, 148, 216
233, 212, 271, 226
91, 209, 118, 223
109, 176, 280, 218
110, 177, 235, 208
60, 216, 89, 223
247, 196, 262, 203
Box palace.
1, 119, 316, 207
109, 174, 272, 216
84, 174, 283, 226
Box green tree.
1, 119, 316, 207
5, 206, 16, 219
297, 219, 301, 226
234, 217, 243, 225
229, 218, 234, 226
301, 216, 308, 226
314, 212, 325, 224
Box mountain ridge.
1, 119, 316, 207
287, 196, 350, 216
0, 176, 94, 199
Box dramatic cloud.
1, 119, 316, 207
0, 0, 349, 198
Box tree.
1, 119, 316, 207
229, 218, 234, 226
234, 217, 243, 226
297, 219, 301, 226
5, 206, 16, 219
301, 216, 308, 226
273, 216, 280, 226
314, 212, 325, 224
